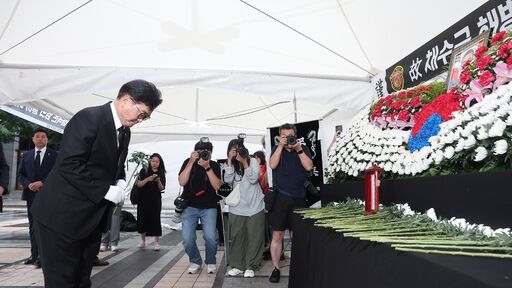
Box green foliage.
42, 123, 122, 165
0, 110, 63, 148
126, 151, 151, 187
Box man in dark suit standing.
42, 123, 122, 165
31, 79, 162, 287
0, 144, 9, 213
18, 129, 57, 268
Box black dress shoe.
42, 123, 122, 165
269, 267, 280, 283
93, 257, 109, 266
23, 257, 35, 265
33, 259, 42, 268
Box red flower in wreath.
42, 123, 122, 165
492, 31, 508, 45
478, 70, 495, 87
459, 70, 471, 85
474, 46, 489, 59
476, 55, 494, 70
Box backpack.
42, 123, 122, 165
120, 210, 138, 232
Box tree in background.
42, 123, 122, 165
0, 111, 62, 149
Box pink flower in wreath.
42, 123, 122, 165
464, 79, 493, 108
493, 61, 512, 90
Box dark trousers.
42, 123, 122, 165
26, 199, 38, 259
0, 196, 3, 213
216, 203, 224, 244
35, 220, 102, 288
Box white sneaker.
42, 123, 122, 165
111, 245, 119, 252
138, 241, 145, 248
99, 245, 108, 252
244, 269, 255, 278
188, 263, 201, 274
153, 243, 160, 251
227, 267, 244, 276
207, 264, 216, 274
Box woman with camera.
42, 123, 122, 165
136, 153, 166, 251
223, 140, 265, 278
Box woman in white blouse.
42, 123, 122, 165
223, 139, 265, 278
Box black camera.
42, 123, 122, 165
304, 179, 319, 196
198, 150, 209, 160
235, 133, 249, 158
196, 137, 211, 160
174, 196, 188, 213
287, 135, 297, 145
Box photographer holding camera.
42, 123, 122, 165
178, 138, 222, 274
223, 137, 265, 278
268, 123, 313, 283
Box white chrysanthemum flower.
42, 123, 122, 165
473, 147, 488, 162
434, 149, 444, 164
493, 139, 508, 155
454, 138, 465, 152
463, 135, 477, 150
444, 132, 455, 144
426, 208, 437, 221
494, 228, 511, 236
449, 217, 468, 229
476, 128, 489, 140
505, 115, 512, 126
428, 136, 439, 144
488, 119, 507, 137
397, 203, 414, 216
444, 146, 455, 159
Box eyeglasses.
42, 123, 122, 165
131, 98, 151, 121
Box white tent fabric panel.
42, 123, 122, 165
0, 0, 488, 143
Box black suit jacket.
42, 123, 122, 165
18, 148, 58, 202
0, 145, 8, 193
31, 103, 130, 240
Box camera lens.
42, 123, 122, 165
174, 197, 186, 210
198, 150, 209, 160
287, 136, 297, 145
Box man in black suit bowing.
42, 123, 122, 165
31, 79, 162, 287
18, 129, 57, 268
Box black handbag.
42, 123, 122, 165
304, 178, 320, 196
130, 183, 140, 205
264, 187, 278, 212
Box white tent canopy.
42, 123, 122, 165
0, 0, 486, 143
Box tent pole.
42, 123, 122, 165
293, 93, 297, 123
195, 88, 199, 122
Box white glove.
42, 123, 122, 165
115, 179, 127, 191
104, 185, 125, 205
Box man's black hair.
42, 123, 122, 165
33, 128, 48, 136
117, 79, 163, 110
194, 141, 213, 152
279, 123, 297, 134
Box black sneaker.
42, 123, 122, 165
269, 267, 280, 283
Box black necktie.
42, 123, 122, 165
35, 150, 41, 177
117, 127, 125, 157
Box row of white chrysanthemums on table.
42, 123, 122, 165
338, 200, 512, 237
396, 203, 511, 237
327, 81, 512, 177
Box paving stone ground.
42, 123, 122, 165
0, 190, 290, 287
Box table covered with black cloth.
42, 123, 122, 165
289, 214, 512, 288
